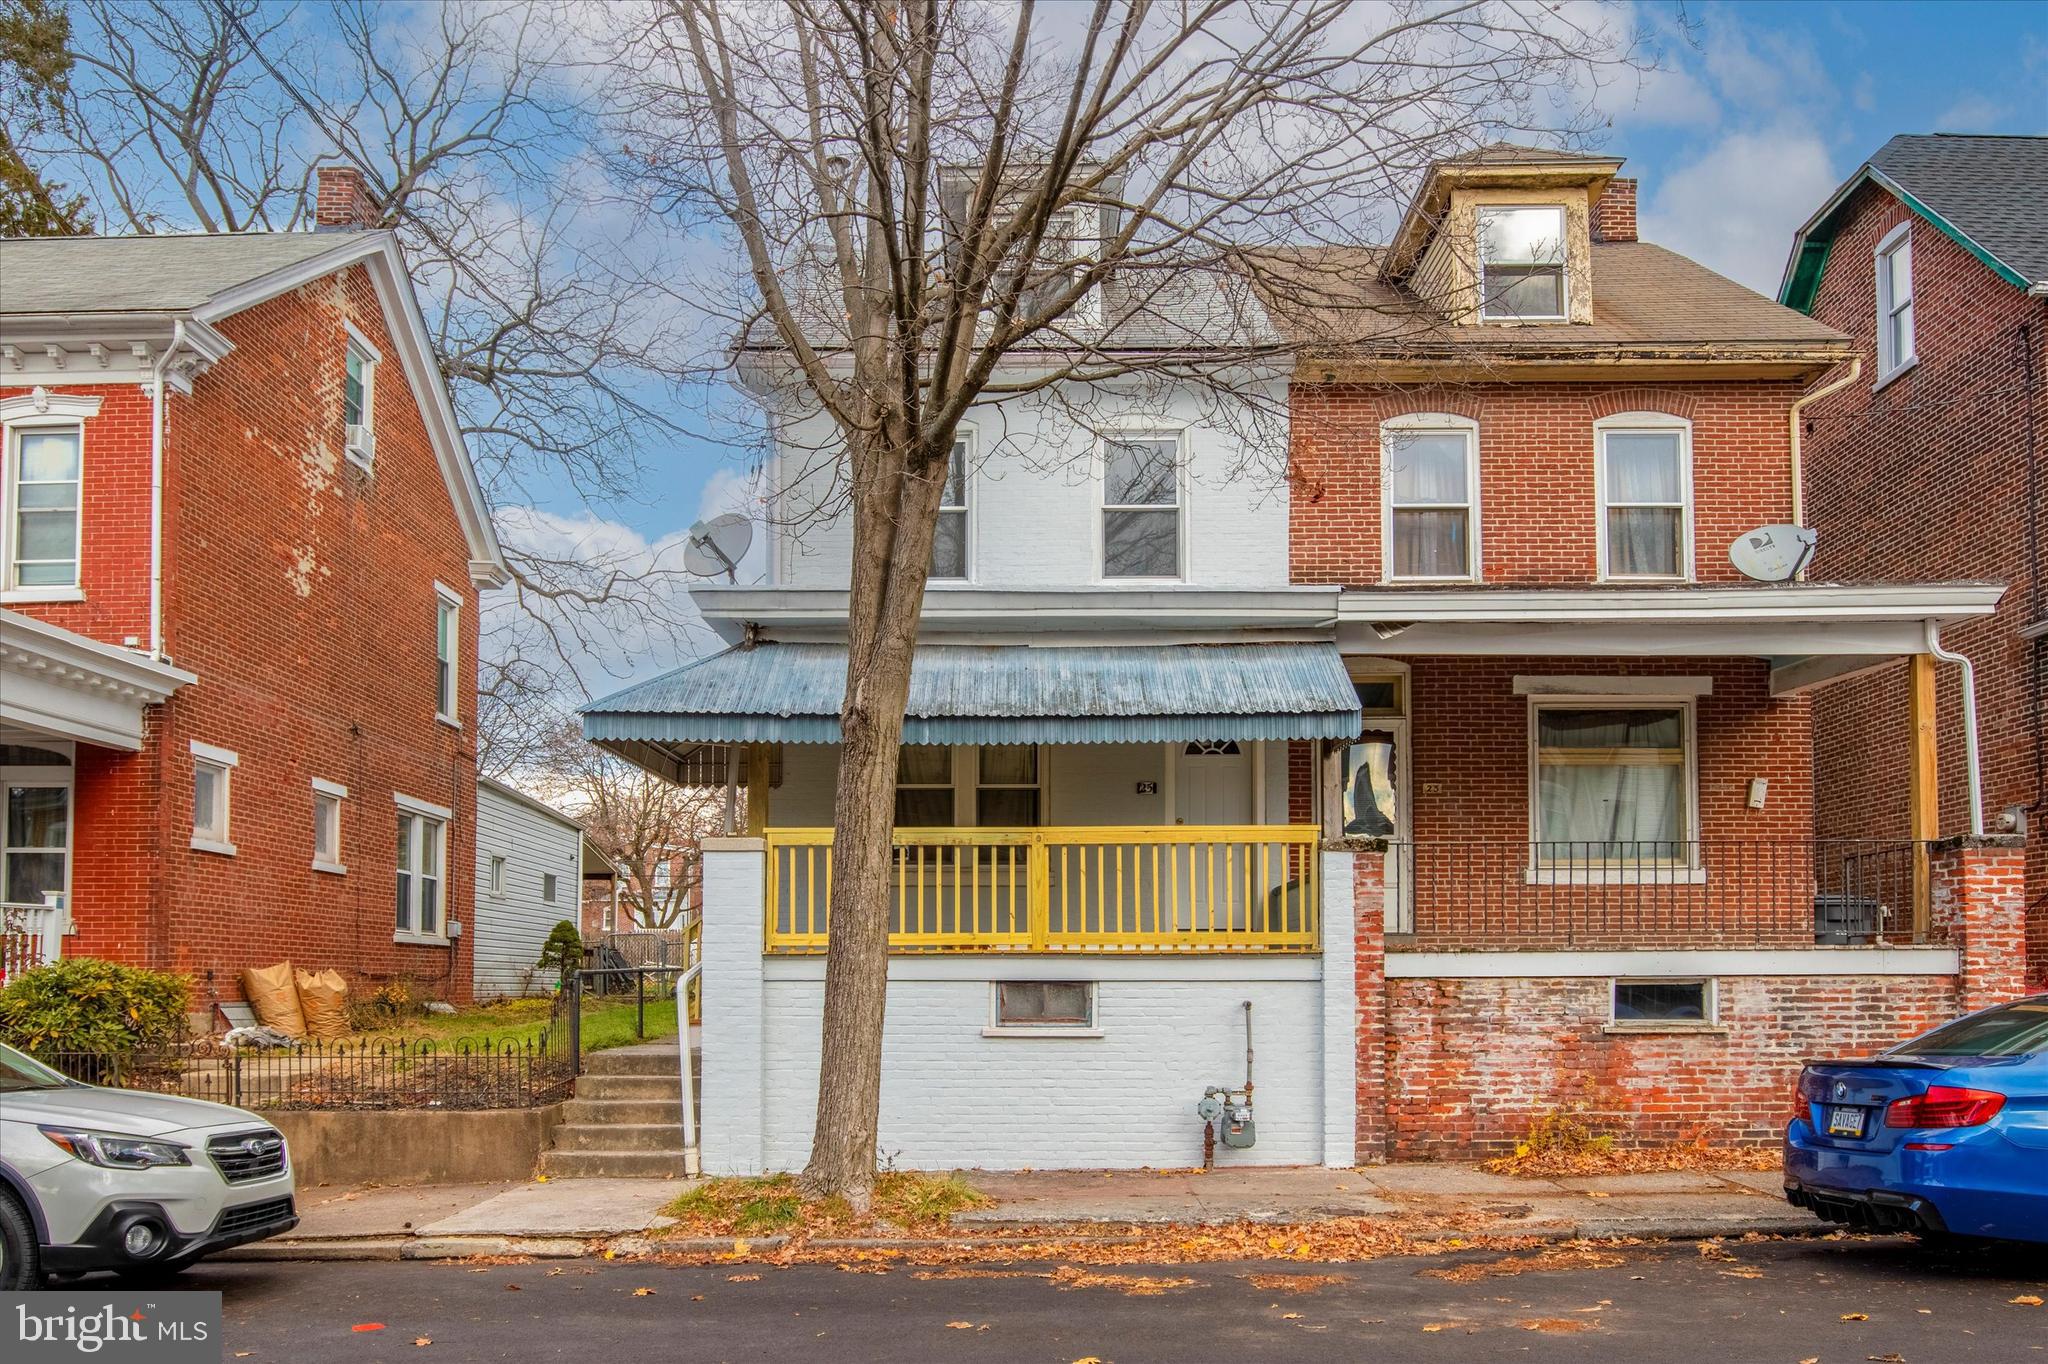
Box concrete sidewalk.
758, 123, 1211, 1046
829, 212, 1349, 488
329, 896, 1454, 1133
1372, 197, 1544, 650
224, 1162, 1808, 1262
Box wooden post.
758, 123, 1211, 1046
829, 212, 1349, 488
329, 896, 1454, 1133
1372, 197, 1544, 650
1909, 653, 1938, 939
1320, 741, 1347, 841
745, 743, 772, 836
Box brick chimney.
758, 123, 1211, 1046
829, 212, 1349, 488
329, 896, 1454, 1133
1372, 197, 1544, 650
1592, 177, 1637, 243
314, 165, 379, 231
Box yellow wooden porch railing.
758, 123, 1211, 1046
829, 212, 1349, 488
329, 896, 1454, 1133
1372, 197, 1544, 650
764, 826, 1321, 954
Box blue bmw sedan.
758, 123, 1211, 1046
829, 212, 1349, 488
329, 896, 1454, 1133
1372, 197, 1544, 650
1785, 995, 2048, 1244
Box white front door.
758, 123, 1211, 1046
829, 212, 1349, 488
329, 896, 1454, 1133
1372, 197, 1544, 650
1173, 741, 1253, 826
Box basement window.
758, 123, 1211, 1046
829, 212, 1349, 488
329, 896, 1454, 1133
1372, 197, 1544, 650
987, 981, 1099, 1036
1610, 978, 1717, 1032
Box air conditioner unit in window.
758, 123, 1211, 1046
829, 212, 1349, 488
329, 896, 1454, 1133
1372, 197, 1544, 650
345, 424, 375, 464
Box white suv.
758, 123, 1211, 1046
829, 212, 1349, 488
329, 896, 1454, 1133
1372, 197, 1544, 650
0, 1042, 297, 1287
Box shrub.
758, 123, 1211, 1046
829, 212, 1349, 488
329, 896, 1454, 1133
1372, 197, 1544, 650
0, 956, 191, 1054
345, 977, 423, 1031
536, 920, 584, 985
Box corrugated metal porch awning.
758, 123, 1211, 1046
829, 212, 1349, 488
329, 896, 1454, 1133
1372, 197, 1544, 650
581, 641, 1361, 746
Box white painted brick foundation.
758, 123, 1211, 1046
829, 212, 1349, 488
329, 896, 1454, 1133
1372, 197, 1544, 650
699, 842, 1357, 1174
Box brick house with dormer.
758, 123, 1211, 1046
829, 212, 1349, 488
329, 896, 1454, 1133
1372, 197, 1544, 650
0, 168, 508, 1016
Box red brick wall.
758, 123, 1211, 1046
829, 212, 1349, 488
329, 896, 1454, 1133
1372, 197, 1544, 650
1799, 179, 2048, 974
1381, 972, 1959, 1156
1288, 380, 1804, 587
5, 261, 482, 1013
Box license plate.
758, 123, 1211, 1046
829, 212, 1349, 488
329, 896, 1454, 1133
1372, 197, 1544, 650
1826, 1105, 1867, 1138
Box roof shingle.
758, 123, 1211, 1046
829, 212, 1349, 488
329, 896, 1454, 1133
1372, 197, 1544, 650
1867, 134, 2048, 287
0, 232, 365, 315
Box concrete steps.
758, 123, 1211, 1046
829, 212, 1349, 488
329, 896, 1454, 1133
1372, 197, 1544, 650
538, 1042, 700, 1179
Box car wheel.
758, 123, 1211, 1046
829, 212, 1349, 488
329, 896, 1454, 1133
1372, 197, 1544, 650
0, 1189, 42, 1291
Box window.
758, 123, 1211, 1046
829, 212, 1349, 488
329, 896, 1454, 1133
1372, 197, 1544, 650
313, 779, 347, 873
190, 741, 237, 855
488, 855, 507, 897
1533, 704, 1691, 864
1101, 435, 1181, 579
7, 425, 82, 590
895, 746, 956, 827
342, 327, 378, 467
543, 873, 558, 904
2, 745, 72, 910
976, 745, 1040, 827
1020, 206, 1097, 320
991, 981, 1096, 1033
1382, 416, 1479, 580
931, 436, 971, 580
1597, 416, 1691, 580
395, 798, 449, 941
1612, 979, 1714, 1027
1478, 205, 1567, 320
1874, 223, 1915, 379
651, 859, 673, 896
434, 585, 460, 723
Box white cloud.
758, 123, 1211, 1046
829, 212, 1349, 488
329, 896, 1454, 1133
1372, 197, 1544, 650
1934, 95, 2011, 132
1640, 127, 1838, 294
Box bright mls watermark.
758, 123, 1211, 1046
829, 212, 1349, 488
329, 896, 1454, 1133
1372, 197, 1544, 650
6, 1292, 220, 1362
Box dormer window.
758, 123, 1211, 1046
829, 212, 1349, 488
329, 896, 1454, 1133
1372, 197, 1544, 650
1477, 206, 1567, 321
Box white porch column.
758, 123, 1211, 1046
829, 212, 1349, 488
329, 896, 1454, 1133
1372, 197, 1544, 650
698, 836, 768, 1175
1319, 848, 1358, 1167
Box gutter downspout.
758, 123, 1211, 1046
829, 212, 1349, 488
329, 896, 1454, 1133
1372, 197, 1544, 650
147, 321, 187, 660
1788, 354, 1862, 542
1924, 621, 1985, 837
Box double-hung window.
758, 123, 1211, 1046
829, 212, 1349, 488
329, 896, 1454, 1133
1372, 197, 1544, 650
313, 778, 347, 873
895, 747, 956, 827
1874, 223, 1915, 380
1532, 703, 1692, 867
6, 425, 83, 592
1477, 206, 1567, 321
1382, 416, 1479, 580
893, 745, 1045, 829
434, 584, 460, 724
931, 435, 971, 580
395, 797, 449, 941
1597, 415, 1691, 580
343, 325, 378, 467
1101, 435, 1181, 579
190, 741, 238, 855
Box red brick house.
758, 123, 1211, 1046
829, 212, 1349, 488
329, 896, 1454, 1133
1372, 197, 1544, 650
0, 169, 508, 1015
1779, 134, 2047, 978
1274, 144, 2024, 1156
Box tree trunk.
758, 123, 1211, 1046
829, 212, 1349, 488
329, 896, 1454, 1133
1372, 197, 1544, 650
800, 429, 947, 1207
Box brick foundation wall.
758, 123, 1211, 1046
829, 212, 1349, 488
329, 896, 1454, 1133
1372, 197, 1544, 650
1288, 379, 1805, 587
1800, 178, 2048, 973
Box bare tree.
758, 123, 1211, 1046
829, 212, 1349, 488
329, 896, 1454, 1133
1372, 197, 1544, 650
26, 0, 721, 745
528, 721, 725, 931
607, 0, 1644, 1200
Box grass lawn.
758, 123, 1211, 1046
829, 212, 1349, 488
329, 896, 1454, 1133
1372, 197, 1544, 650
362, 995, 678, 1053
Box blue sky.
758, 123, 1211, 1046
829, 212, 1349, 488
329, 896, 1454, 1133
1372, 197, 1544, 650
549, 0, 2047, 558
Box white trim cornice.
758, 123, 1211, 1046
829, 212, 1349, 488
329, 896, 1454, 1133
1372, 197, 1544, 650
0, 608, 196, 749
0, 389, 103, 422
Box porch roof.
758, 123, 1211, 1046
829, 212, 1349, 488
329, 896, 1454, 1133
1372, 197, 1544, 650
581, 640, 1361, 747
0, 609, 196, 749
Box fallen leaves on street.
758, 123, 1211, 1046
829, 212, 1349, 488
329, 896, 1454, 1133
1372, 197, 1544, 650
1421, 1246, 1628, 1283
1244, 1272, 1343, 1293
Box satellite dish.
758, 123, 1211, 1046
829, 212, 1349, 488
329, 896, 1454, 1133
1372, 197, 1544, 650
683, 513, 753, 582
1729, 524, 1817, 583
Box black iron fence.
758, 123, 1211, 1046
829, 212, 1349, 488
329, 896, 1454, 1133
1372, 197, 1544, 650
1384, 838, 1928, 949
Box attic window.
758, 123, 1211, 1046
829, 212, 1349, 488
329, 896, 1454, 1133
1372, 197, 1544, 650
1477, 206, 1567, 321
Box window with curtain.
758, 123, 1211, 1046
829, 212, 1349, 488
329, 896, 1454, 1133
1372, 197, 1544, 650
1600, 425, 1688, 579
8, 426, 82, 589
976, 745, 1040, 827
1384, 424, 1476, 578
931, 437, 970, 579
894, 746, 956, 827
1102, 436, 1180, 578
1478, 206, 1567, 320
1534, 706, 1688, 862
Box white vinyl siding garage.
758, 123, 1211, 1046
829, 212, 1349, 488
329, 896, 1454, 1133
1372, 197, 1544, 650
473, 777, 583, 998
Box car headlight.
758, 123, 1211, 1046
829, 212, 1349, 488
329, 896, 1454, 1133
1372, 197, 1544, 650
39, 1126, 192, 1169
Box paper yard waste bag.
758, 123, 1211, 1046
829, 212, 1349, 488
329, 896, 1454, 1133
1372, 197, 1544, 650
243, 961, 307, 1037
296, 968, 351, 1040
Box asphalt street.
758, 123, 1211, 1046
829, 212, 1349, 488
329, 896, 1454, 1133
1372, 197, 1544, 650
199, 1236, 2048, 1363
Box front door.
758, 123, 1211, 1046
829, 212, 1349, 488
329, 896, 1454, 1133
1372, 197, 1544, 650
1173, 740, 1253, 826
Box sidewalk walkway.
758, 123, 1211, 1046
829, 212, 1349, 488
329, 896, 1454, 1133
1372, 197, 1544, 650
224, 1162, 1806, 1262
